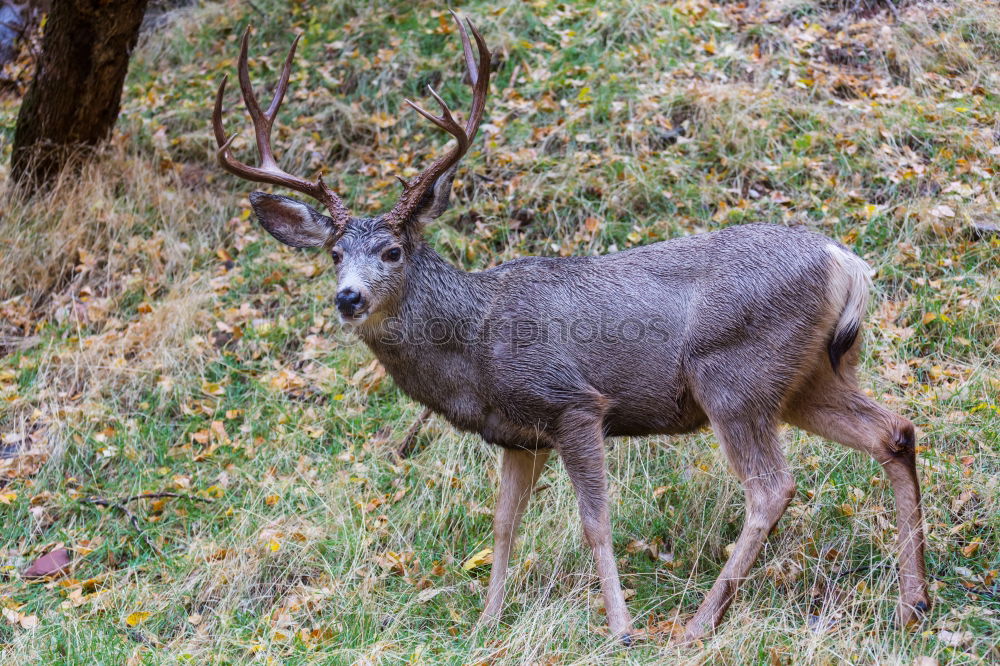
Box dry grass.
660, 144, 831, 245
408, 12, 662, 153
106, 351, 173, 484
0, 0, 997, 663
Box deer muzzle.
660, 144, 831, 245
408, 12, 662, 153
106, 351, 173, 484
336, 286, 369, 319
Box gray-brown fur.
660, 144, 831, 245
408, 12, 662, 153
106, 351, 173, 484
215, 12, 928, 644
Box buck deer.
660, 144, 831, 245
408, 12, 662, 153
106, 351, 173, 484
211, 13, 929, 643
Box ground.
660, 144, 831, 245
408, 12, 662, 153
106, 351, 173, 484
0, 0, 998, 663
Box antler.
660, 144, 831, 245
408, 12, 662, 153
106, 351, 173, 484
385, 11, 491, 230
212, 27, 350, 227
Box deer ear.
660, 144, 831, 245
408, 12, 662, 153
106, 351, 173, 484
250, 191, 336, 248
411, 165, 458, 225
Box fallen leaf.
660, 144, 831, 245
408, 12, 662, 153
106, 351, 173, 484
937, 630, 972, 647
125, 611, 152, 627
929, 204, 955, 218
201, 381, 225, 397
961, 541, 981, 557
416, 587, 446, 603
23, 547, 71, 579
462, 548, 493, 571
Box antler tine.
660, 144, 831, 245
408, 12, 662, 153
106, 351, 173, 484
237, 27, 273, 168
211, 26, 350, 225
404, 86, 467, 141
464, 19, 492, 136
213, 74, 233, 149
451, 10, 478, 84
267, 33, 300, 120
386, 11, 491, 227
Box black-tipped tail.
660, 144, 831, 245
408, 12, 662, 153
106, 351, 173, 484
824, 244, 872, 374
827, 321, 859, 372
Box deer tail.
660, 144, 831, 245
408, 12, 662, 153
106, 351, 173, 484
824, 244, 873, 372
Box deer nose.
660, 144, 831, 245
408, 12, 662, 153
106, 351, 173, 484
336, 287, 366, 316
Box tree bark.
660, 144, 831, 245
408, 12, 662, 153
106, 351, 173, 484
11, 0, 149, 190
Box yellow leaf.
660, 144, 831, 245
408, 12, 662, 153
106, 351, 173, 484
201, 381, 225, 396
125, 611, 151, 627
962, 541, 981, 557
265, 494, 280, 506
268, 539, 280, 552
462, 548, 493, 571
0, 491, 17, 504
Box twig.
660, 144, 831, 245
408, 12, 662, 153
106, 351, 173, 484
831, 561, 893, 580
80, 496, 161, 555
79, 492, 213, 556
121, 492, 213, 505
832, 562, 1000, 602
932, 573, 1000, 602
394, 407, 432, 458
246, 0, 265, 17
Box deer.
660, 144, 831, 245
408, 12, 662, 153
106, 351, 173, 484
210, 12, 930, 643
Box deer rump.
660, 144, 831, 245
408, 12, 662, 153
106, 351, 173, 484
471, 224, 868, 450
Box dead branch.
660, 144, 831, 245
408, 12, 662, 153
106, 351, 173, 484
80, 491, 213, 556
394, 407, 432, 458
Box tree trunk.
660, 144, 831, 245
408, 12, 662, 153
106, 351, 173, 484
11, 0, 149, 190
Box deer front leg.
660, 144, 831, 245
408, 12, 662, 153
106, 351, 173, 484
557, 408, 633, 639
480, 447, 551, 624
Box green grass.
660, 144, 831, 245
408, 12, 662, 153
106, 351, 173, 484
1, 0, 998, 663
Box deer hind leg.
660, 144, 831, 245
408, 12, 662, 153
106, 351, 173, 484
785, 384, 930, 625
480, 447, 550, 624
557, 407, 633, 639
684, 415, 796, 643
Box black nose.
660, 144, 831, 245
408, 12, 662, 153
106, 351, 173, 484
336, 287, 366, 315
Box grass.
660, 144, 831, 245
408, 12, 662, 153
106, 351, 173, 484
1, 0, 998, 662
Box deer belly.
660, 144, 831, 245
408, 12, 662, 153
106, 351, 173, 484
480, 411, 556, 450
602, 385, 707, 437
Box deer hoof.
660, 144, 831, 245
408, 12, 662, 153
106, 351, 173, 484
897, 598, 931, 628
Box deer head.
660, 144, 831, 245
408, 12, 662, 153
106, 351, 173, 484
212, 12, 491, 326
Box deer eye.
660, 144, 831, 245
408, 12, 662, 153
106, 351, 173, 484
382, 247, 402, 262
331, 249, 343, 265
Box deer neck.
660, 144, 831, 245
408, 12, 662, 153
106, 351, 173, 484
362, 241, 490, 344
355, 242, 491, 421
